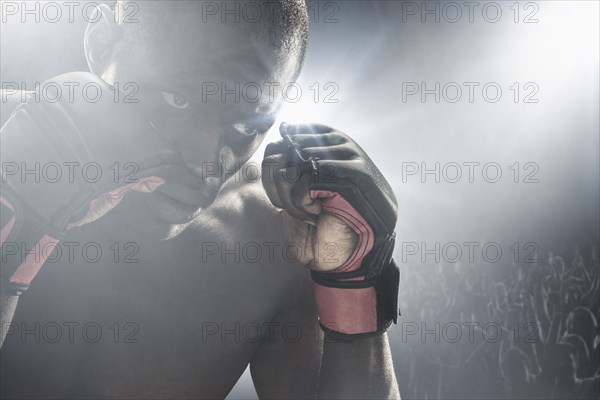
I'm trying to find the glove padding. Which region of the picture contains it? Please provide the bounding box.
[262,123,400,340]
[0,72,189,291]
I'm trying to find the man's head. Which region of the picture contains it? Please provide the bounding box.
[83,1,309,239]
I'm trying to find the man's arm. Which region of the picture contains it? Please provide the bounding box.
[318,334,400,399]
[260,123,401,398]
[0,95,22,347]
[249,271,322,399]
[0,292,19,346]
[249,274,400,400]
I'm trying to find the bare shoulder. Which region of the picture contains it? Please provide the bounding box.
[194,167,285,245]
[185,168,314,311]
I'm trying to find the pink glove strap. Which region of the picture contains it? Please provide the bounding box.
[310,190,377,334]
[1,196,60,286]
[66,176,165,229]
[1,176,164,287]
[8,234,60,286]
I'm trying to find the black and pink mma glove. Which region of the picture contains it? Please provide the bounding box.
[1,72,189,295]
[262,123,400,341]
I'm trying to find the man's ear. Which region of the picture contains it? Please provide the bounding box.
[84,4,120,76]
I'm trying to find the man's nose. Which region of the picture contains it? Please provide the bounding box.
[175,125,222,167]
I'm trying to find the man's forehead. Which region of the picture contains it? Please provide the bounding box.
[120,3,305,116]
[139,18,298,80]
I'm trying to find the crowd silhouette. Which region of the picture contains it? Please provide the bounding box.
[393,247,600,399]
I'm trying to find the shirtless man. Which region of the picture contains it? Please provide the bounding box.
[0,1,400,398]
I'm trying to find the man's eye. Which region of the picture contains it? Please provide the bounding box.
[233,123,259,136]
[161,91,193,111]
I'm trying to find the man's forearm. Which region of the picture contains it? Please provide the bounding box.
[1,191,21,348]
[0,292,19,347]
[317,333,400,399]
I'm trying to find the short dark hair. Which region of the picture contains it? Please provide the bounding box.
[115,0,309,64]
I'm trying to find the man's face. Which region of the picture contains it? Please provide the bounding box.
[100,13,304,240]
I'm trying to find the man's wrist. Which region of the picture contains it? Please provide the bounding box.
[312,257,400,341]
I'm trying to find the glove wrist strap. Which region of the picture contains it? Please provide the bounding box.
[1,192,62,295]
[312,257,400,341]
